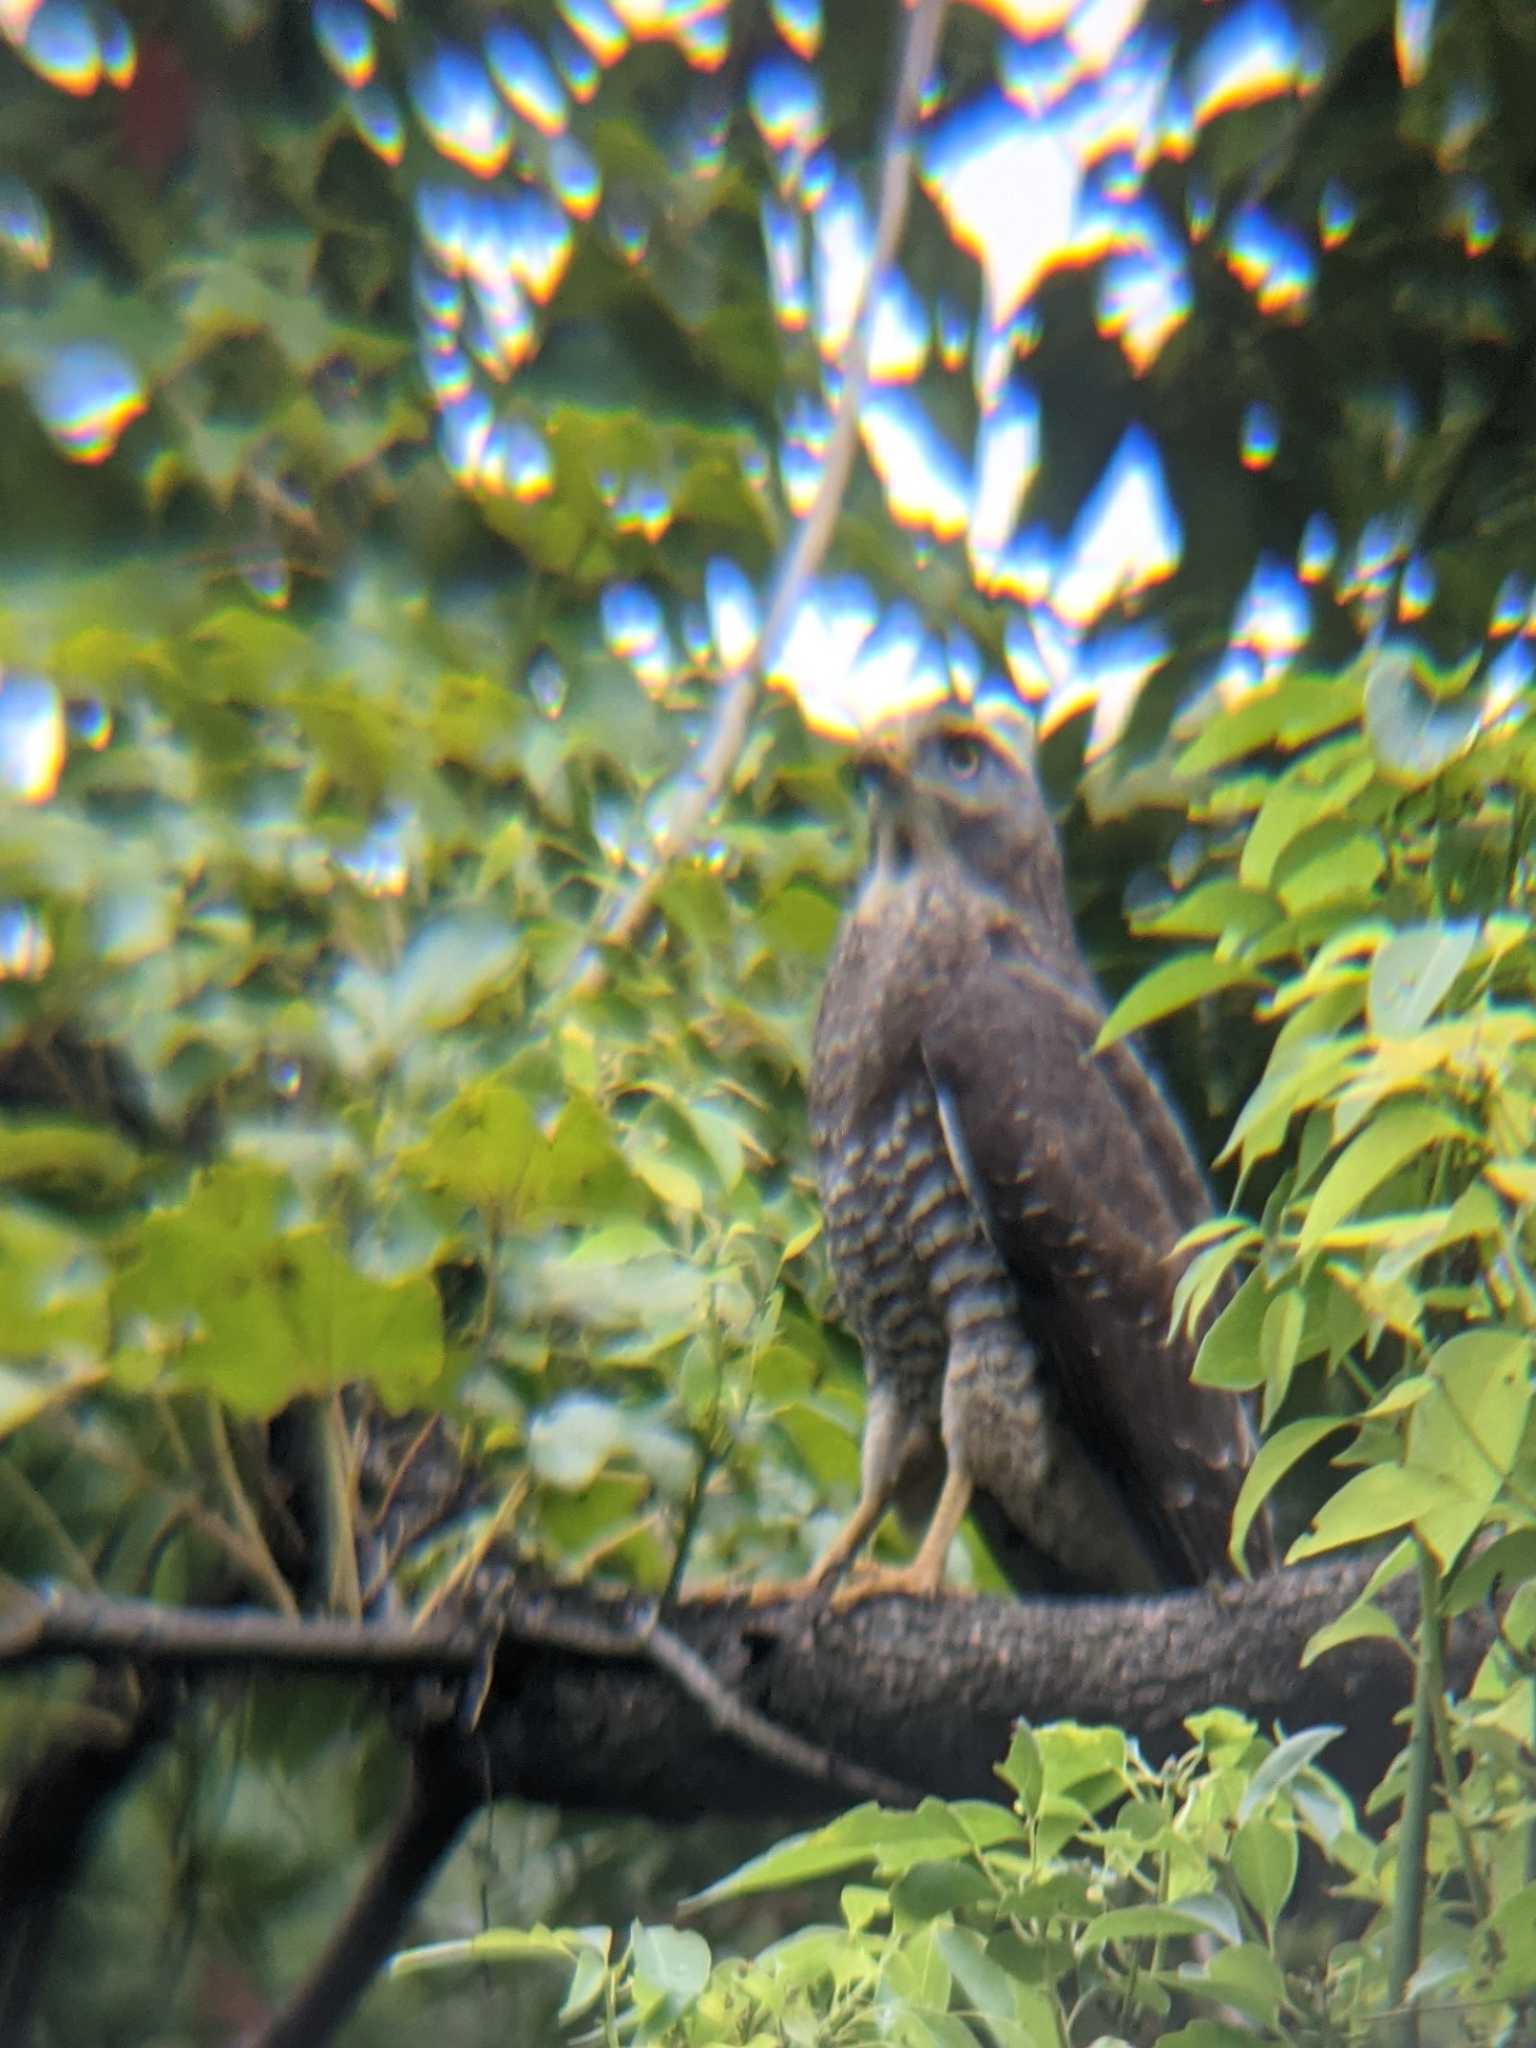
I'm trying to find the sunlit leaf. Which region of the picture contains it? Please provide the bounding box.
[1367,922,1478,1037]
[1286,1462,1468,1563]
[1229,1417,1349,1571]
[1295,1103,1469,1257]
[1096,955,1267,1051]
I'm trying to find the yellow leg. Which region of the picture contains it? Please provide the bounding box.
[729,1484,894,1607]
[827,1467,974,1609]
[801,1487,892,1591]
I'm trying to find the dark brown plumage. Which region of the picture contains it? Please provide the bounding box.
[806,698,1270,1599]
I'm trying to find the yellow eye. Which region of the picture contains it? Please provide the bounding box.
[939,731,983,780]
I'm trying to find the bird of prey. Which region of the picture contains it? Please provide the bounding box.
[804,697,1269,1600]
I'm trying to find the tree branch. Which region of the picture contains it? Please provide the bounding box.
[241,1738,483,2048]
[0,1672,174,2043]
[5,1554,1500,1823]
[581,0,950,977]
[0,1585,479,1678]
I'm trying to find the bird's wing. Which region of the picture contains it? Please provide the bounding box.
[921,937,1267,1585]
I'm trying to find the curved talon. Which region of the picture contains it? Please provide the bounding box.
[827,1560,966,1609]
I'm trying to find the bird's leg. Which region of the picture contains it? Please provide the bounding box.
[799,1485,894,1592]
[726,1477,897,1607]
[693,1393,917,1606]
[825,1465,973,1608]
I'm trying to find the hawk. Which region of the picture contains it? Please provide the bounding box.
[804,697,1269,1599]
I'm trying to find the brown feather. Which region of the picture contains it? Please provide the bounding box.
[807,699,1272,1598]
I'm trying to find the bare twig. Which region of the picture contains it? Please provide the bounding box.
[577,0,951,984]
[204,1397,301,1617]
[643,1616,918,1806]
[0,1585,478,1677]
[490,1581,917,1805]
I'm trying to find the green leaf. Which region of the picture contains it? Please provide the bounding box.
[558,1942,609,2024]
[389,1924,592,1974]
[1172,1225,1260,1338]
[1367,922,1478,1036]
[1258,1287,1306,1421]
[401,1078,542,1211]
[115,1165,443,1413]
[1095,954,1267,1050]
[1301,1596,1407,1665]
[1445,1528,1536,1617]
[1274,831,1385,916]
[1229,1418,1349,1570]
[0,1120,144,1193]
[1364,647,1480,780]
[1176,675,1363,773]
[1192,1268,1269,1392]
[629,1924,711,2017]
[0,1206,110,1359]
[998,1723,1043,1814]
[1237,1727,1344,1819]
[1179,1943,1289,2028]
[1296,1103,1468,1257]
[564,1222,673,1265]
[933,1928,1029,2024]
[1240,750,1373,889]
[1135,880,1278,944]
[528,1393,627,1489]
[1077,1904,1215,1949]
[1404,1328,1532,1565]
[684,1803,1022,1909]
[1286,1462,1467,1563]
[1230,1816,1297,1928]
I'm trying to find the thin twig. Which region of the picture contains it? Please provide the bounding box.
[575,0,951,986]
[204,1396,301,1617]
[494,1581,918,1806]
[412,1474,529,1630]
[641,1616,919,1807]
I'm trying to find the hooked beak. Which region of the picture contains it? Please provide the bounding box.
[853,728,918,871]
[852,727,912,804]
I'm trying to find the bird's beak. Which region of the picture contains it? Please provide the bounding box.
[853,727,911,801]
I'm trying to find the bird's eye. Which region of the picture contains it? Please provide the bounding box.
[939,732,984,781]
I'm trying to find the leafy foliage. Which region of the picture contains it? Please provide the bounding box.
[4,0,1536,2042]
[401,1710,1536,2044]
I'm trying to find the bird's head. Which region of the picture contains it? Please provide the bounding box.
[854,699,1072,938]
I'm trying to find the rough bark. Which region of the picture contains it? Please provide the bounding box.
[9,1548,1485,1821]
[468,1551,1477,1818]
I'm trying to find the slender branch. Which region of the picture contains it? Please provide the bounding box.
[0,1586,479,1677]
[579,0,950,980]
[1387,1542,1440,2048]
[241,1740,481,2048]
[204,1397,301,1616]
[643,1617,919,1806]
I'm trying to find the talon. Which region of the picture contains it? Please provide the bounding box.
[827,1560,957,1608]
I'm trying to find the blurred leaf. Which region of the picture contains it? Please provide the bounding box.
[1367,923,1479,1036]
[1096,955,1266,1049]
[1296,1104,1470,1256]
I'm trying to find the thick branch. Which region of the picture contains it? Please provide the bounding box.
[471,1556,1462,1818]
[242,1739,482,2048]
[7,1555,1497,1819]
[0,1673,174,2042]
